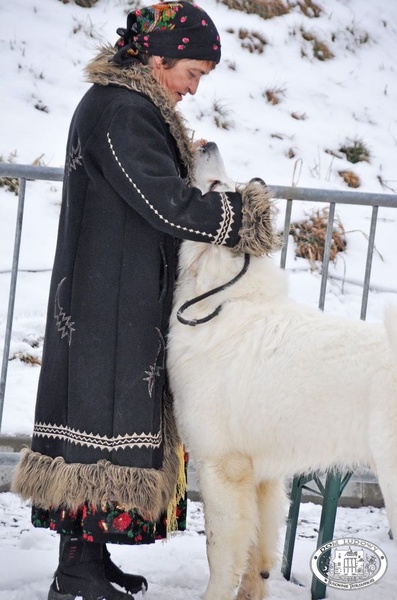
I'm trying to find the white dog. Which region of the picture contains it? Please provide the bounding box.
[167,142,397,600]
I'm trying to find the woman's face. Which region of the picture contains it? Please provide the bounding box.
[150,58,212,104]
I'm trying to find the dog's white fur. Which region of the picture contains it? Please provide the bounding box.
[167,143,397,600]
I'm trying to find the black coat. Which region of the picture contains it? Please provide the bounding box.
[12,48,243,520]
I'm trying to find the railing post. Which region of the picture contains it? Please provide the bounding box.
[0,178,27,431]
[360,205,379,321]
[318,202,336,311]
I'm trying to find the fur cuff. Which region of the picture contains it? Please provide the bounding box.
[233,181,281,257]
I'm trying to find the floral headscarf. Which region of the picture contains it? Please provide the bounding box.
[113,1,221,65]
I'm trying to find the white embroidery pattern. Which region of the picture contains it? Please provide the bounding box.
[33,422,162,451]
[143,328,165,398]
[66,138,83,173]
[107,132,230,240]
[54,277,75,346]
[213,192,235,245]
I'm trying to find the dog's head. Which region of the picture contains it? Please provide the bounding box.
[194,142,235,193]
[193,142,279,258]
[175,141,285,320]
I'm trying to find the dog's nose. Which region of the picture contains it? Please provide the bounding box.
[201,141,218,154]
[249,177,267,187]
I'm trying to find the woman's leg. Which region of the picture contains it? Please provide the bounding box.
[48,535,131,600]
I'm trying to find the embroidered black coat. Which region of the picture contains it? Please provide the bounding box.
[12,48,245,520]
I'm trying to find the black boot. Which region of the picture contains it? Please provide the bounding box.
[48,535,132,600]
[103,545,148,594]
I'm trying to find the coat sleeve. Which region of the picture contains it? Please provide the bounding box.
[97,99,243,248]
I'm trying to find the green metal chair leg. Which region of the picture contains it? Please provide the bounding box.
[282,470,353,600]
[282,475,304,581]
[310,472,343,599]
[310,470,353,600]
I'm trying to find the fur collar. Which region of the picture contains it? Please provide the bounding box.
[85,46,196,185]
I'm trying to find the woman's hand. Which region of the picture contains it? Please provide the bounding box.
[192,138,208,149]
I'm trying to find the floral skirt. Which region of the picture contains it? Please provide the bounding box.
[32,453,188,545]
[32,494,187,545]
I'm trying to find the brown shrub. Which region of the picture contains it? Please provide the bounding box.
[339,170,361,188]
[291,111,307,120]
[264,87,285,105]
[289,207,346,269]
[298,0,322,18]
[10,352,42,366]
[220,0,290,19]
[226,27,268,53]
[301,29,334,60]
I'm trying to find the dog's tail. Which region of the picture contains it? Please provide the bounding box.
[384,304,397,360]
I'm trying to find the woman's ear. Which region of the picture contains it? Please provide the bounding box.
[153,56,163,69]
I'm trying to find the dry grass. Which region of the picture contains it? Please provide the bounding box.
[325,148,344,160]
[220,0,291,20]
[264,86,286,105]
[298,0,322,18]
[59,0,99,4]
[10,352,42,366]
[0,176,19,195]
[377,175,397,194]
[301,29,334,60]
[61,0,141,10]
[0,152,47,195]
[291,111,307,120]
[0,150,19,195]
[75,0,99,6]
[289,207,347,269]
[339,170,361,188]
[34,100,49,113]
[224,59,237,71]
[227,27,268,54]
[212,101,234,130]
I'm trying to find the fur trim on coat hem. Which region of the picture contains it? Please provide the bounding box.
[233,181,282,257]
[11,396,181,522]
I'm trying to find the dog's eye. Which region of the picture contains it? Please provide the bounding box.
[209,180,222,191]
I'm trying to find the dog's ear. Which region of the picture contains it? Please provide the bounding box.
[233,181,282,257]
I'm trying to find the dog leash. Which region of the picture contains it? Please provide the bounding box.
[177,253,250,326]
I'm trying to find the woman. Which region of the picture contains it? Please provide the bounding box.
[12,2,274,599]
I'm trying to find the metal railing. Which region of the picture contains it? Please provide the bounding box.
[1,162,397,597]
[0,163,63,429]
[0,162,396,432]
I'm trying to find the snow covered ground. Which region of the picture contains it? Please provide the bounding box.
[1,0,397,598]
[1,492,397,600]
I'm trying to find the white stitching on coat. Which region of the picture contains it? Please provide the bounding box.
[213,192,235,245]
[54,277,75,346]
[66,138,83,173]
[143,328,165,398]
[107,132,234,244]
[33,422,162,450]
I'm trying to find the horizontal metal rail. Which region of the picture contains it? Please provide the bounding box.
[270,184,397,207]
[1,162,396,204]
[0,163,396,433]
[0,163,64,181]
